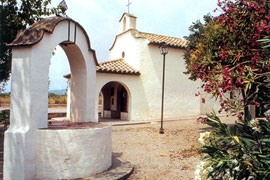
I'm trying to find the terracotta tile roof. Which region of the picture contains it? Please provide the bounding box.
[8,16,65,47]
[8,16,98,65]
[96,59,140,75]
[135,31,188,48]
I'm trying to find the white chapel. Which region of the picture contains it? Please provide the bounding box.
[66,13,216,121]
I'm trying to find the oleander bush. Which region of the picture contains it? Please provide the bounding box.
[195,112,270,180]
[184,0,270,179]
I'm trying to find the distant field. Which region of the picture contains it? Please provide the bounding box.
[0,93,67,105]
[0,94,10,104]
[48,93,67,104]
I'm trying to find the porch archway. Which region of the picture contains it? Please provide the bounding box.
[99,81,130,121]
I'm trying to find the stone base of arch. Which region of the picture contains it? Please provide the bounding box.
[36,123,112,179]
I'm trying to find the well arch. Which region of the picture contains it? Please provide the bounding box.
[4,16,99,180]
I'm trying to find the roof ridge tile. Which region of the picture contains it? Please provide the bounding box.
[136,31,187,48]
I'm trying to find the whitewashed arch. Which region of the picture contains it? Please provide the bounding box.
[4,16,97,180]
[96,80,132,121]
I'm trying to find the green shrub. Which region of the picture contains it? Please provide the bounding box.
[196,112,270,180]
[0,110,10,125]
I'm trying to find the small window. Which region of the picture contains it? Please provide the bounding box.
[122,51,125,58]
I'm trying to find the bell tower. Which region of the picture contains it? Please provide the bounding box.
[119,13,137,33]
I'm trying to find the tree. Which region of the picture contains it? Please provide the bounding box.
[184,0,270,120]
[184,0,270,179]
[0,0,56,90]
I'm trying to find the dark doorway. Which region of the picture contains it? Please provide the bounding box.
[99,82,129,120]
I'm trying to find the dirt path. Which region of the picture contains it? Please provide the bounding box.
[0,116,235,180]
[112,117,235,180]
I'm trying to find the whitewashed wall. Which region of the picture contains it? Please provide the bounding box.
[97,35,202,121]
[109,30,140,70]
[138,41,201,120]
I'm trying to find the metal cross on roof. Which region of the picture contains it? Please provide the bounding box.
[126,0,131,13]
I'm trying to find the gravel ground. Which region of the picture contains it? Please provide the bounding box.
[112,116,236,180]
[0,114,235,180]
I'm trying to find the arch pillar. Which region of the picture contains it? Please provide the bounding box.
[4,46,51,180]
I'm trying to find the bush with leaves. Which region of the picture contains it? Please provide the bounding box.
[0,0,56,89]
[184,0,270,179]
[0,109,10,126]
[195,112,270,180]
[184,0,270,118]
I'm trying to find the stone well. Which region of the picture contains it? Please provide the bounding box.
[36,122,112,179]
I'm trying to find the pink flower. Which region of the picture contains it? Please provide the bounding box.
[237,113,243,120]
[249,3,255,8]
[201,98,205,104]
[236,79,242,86]
[255,102,260,107]
[252,57,258,64]
[223,67,229,74]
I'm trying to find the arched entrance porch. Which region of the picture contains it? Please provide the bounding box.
[99,81,130,120]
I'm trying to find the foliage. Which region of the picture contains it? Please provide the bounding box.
[0,93,67,104]
[0,0,56,86]
[0,109,10,125]
[184,0,270,118]
[185,0,270,179]
[48,93,67,104]
[196,112,270,180]
[257,36,270,49]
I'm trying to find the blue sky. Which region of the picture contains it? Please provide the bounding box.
[5,0,219,92]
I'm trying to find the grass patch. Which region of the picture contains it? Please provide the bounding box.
[48,93,67,104]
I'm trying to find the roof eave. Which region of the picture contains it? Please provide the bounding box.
[109,29,137,50]
[97,70,140,76]
[148,42,187,49]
